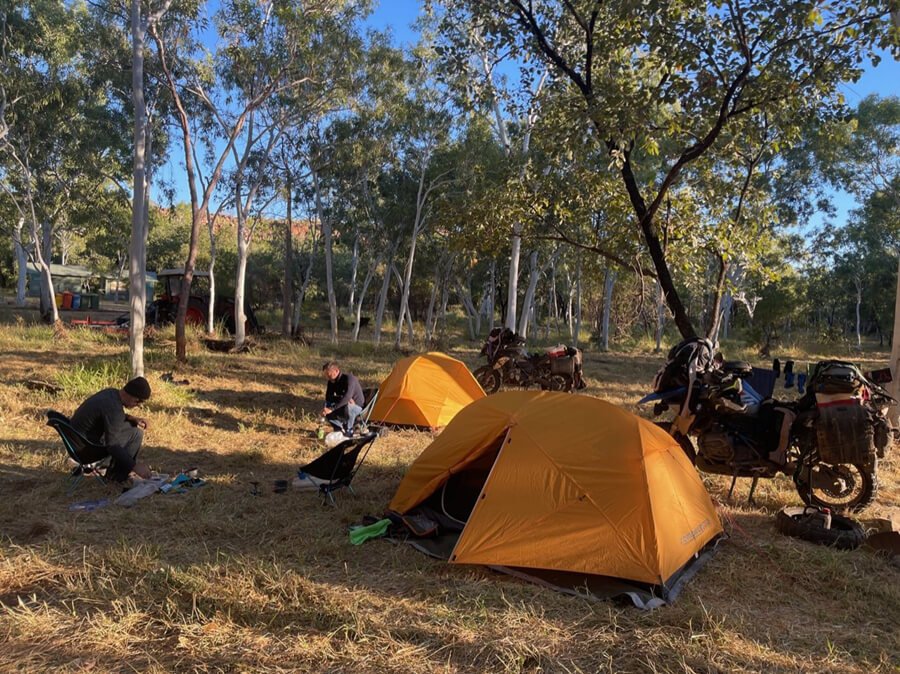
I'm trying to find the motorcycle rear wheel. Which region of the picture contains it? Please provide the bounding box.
[539,375,569,392]
[473,365,502,394]
[794,461,877,512]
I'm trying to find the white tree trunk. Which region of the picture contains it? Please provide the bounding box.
[573,256,582,348]
[601,268,617,351]
[291,218,317,335]
[281,180,292,336]
[373,250,393,345]
[506,225,522,330]
[720,291,733,340]
[654,279,666,352]
[550,259,560,337]
[456,279,478,340]
[395,227,418,348]
[352,262,376,342]
[424,263,440,342]
[312,169,338,343]
[888,253,900,423]
[234,223,249,347]
[13,216,27,306]
[487,260,496,331]
[128,0,148,376]
[517,250,540,338]
[347,226,359,313]
[855,277,863,348]
[207,228,217,335]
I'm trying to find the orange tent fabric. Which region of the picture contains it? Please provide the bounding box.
[389,391,722,587]
[370,352,485,428]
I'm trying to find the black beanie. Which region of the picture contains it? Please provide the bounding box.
[123,376,152,401]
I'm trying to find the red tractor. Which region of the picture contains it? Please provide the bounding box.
[147,269,262,334]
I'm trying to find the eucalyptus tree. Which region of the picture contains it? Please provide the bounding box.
[445,0,895,339]
[1,0,123,322]
[390,89,456,349]
[425,1,552,331]
[150,0,353,357]
[215,0,369,348]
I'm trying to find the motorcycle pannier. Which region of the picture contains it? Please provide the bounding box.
[550,355,575,375]
[815,402,874,465]
[809,361,863,395]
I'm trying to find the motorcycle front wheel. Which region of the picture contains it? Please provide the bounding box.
[794,461,877,512]
[473,365,502,394]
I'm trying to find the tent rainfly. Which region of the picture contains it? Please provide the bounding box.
[388,391,724,608]
[370,352,485,428]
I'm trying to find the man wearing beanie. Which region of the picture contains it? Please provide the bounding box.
[71,376,153,482]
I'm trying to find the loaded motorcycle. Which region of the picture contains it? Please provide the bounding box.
[473,328,586,394]
[640,338,896,511]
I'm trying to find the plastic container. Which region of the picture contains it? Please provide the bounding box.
[54,292,63,308]
[90,294,100,309]
[61,291,73,310]
[71,294,81,310]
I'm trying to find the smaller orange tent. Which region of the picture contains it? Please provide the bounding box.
[370,352,485,428]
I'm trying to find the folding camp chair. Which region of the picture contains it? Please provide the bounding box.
[357,387,379,431]
[296,431,378,506]
[46,410,110,494]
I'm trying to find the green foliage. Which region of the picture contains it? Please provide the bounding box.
[54,358,131,400]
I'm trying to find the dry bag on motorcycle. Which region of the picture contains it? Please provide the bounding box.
[808,360,864,395]
[652,338,715,393]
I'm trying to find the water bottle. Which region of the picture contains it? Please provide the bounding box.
[317,416,326,440]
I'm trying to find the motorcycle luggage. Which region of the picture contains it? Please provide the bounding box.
[546,345,567,358]
[550,355,575,376]
[722,361,753,378]
[809,360,863,395]
[652,338,715,393]
[815,402,874,466]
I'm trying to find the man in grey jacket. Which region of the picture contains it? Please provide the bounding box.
[71,376,152,482]
[321,361,365,435]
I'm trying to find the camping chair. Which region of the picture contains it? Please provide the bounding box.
[296,431,378,506]
[358,387,379,431]
[46,410,110,494]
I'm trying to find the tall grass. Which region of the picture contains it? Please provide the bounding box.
[53,359,132,399]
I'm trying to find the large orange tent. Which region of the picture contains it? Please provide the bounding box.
[369,352,485,428]
[389,391,723,606]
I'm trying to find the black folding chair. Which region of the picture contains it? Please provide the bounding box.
[46,410,109,494]
[297,432,378,506]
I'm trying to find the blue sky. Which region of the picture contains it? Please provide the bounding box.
[160,0,899,228]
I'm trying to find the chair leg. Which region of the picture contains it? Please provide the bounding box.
[67,472,84,496]
[347,484,356,497]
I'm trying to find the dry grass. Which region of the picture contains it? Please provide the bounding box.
[0,318,898,673]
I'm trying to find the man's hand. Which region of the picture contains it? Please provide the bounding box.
[322,407,332,416]
[127,415,149,430]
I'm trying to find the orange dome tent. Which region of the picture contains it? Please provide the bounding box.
[388,391,723,606]
[370,352,485,428]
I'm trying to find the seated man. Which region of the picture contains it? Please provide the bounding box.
[321,361,364,435]
[71,376,153,482]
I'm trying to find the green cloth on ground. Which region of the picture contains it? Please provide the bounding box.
[349,518,392,545]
